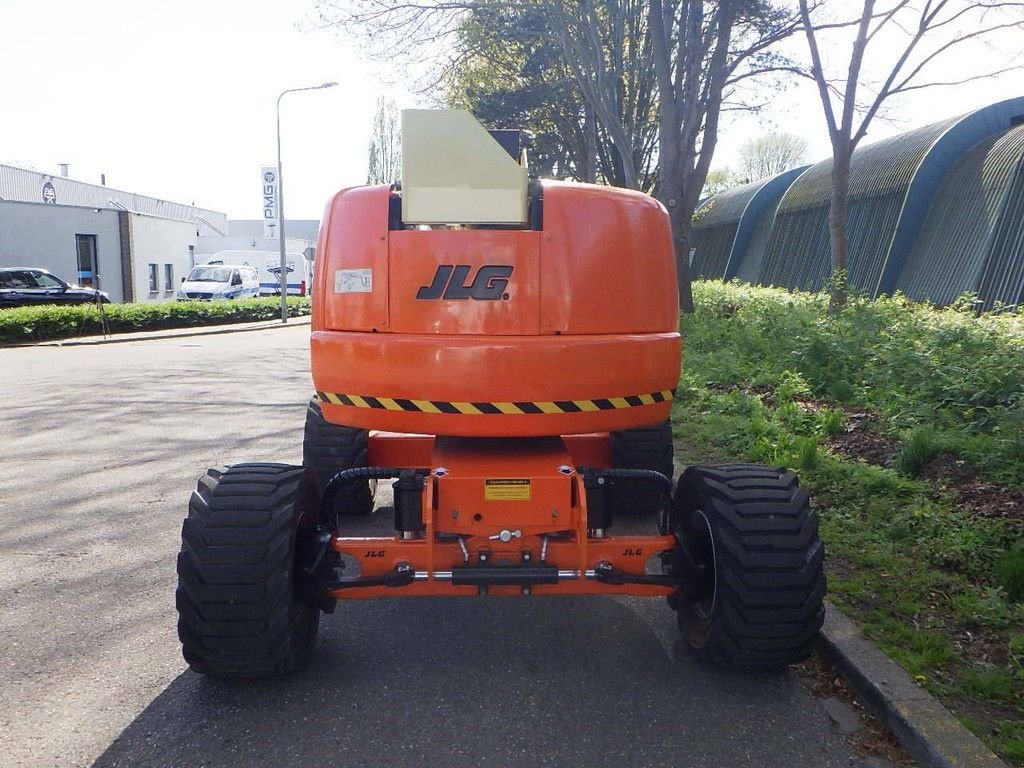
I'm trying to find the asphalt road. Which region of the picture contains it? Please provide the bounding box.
[1,326,886,768]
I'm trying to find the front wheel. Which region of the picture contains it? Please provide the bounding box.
[671,464,825,670]
[175,463,324,677]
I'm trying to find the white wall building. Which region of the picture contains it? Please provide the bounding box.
[0,163,228,302]
[0,202,125,299]
[200,219,320,261]
[195,234,315,262]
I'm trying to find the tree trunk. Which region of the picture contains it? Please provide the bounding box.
[827,154,851,311]
[659,176,695,314]
[672,207,696,314]
[583,102,597,183]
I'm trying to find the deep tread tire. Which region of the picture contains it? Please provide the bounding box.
[303,397,375,518]
[610,421,675,514]
[176,463,323,678]
[672,463,825,670]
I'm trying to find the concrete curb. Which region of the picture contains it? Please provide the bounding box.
[818,603,1007,768]
[33,315,311,347]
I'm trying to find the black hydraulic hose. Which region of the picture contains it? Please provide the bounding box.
[580,467,675,534]
[592,467,674,494]
[320,467,402,520]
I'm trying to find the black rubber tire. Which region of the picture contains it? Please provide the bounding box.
[671,464,825,670]
[303,397,375,519]
[176,463,323,678]
[610,420,675,514]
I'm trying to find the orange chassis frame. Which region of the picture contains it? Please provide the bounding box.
[326,432,679,601]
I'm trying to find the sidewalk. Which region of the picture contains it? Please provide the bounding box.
[35,314,311,347]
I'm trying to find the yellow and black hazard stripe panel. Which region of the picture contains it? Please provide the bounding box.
[316,389,675,415]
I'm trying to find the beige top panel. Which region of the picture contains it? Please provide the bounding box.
[401,109,528,225]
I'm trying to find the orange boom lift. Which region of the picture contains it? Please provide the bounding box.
[175,111,825,677]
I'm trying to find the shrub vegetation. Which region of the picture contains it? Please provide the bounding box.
[0,297,311,345]
[674,282,1023,762]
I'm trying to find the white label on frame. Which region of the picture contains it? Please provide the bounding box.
[334,268,373,293]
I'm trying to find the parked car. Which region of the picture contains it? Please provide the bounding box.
[201,250,313,296]
[175,264,260,301]
[0,268,110,308]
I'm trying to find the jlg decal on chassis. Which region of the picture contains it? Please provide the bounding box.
[484,478,531,501]
[416,265,513,300]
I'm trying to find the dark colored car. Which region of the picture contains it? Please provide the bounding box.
[0,268,111,308]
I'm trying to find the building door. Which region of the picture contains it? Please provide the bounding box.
[76,234,98,288]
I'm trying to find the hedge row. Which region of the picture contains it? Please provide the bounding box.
[0,297,311,346]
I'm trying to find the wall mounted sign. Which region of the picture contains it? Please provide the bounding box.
[261,166,279,238]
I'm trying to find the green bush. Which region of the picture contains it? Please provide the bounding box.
[0,297,310,345]
[681,281,1024,486]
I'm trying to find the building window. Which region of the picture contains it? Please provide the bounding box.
[148,264,159,293]
[164,264,174,291]
[76,234,98,288]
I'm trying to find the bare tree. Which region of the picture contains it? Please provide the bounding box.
[315,0,504,94]
[446,3,658,188]
[317,0,800,312]
[544,0,802,309]
[647,0,800,311]
[798,0,1024,310]
[367,96,401,185]
[739,132,808,180]
[548,0,658,191]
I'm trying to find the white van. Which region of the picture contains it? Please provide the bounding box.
[201,250,312,297]
[176,264,260,301]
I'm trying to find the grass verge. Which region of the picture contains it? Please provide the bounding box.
[673,281,1023,764]
[0,297,311,346]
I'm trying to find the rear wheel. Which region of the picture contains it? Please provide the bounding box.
[303,397,376,519]
[610,421,674,514]
[176,463,324,677]
[672,464,825,670]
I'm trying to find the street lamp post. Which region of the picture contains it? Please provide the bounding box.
[276,81,338,323]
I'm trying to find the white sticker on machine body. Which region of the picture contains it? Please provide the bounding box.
[334,269,373,293]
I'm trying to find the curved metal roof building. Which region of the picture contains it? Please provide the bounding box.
[897,123,1024,310]
[691,166,808,282]
[697,97,1024,309]
[760,115,964,294]
[691,180,762,280]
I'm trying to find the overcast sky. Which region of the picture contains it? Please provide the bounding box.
[0,0,415,219]
[1,0,1020,219]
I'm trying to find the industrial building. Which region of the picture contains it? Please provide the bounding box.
[692,96,1024,310]
[195,219,318,263]
[0,165,317,303]
[689,166,808,285]
[0,164,228,303]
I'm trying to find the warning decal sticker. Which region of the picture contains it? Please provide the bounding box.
[484,478,532,501]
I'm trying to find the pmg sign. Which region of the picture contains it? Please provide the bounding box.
[261,166,279,238]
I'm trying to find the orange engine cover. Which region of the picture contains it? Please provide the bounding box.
[311,180,681,437]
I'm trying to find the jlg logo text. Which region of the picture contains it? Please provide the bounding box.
[416,265,513,300]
